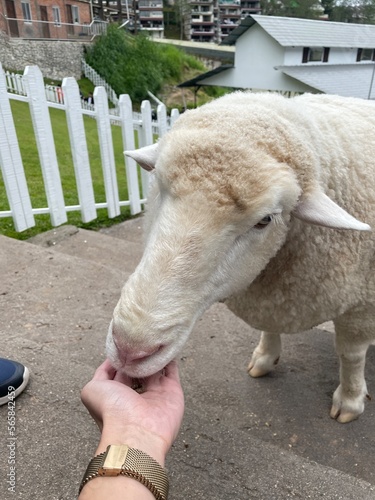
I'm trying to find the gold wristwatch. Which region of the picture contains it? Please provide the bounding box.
[79,444,169,499]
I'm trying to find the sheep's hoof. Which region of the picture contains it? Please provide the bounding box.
[330,384,368,423]
[330,405,360,423]
[248,355,279,378]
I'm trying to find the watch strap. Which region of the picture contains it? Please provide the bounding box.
[79,450,107,493]
[79,445,169,500]
[118,446,169,499]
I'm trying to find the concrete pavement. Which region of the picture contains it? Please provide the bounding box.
[0,217,374,499]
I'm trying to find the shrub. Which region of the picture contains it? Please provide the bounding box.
[85,26,206,104]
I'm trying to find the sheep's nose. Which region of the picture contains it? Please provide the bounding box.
[121,346,164,365]
[126,349,158,363]
[112,333,163,364]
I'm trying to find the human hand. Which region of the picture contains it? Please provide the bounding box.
[81,359,184,465]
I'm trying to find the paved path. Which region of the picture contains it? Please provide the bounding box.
[0,217,374,499]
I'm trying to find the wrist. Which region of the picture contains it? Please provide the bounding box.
[96,424,168,467]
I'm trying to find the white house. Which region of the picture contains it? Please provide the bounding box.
[179,15,375,99]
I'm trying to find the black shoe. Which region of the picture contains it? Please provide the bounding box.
[0,358,30,406]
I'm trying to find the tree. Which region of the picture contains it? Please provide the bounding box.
[85,26,165,102]
[84,25,204,104]
[260,0,324,19]
[320,0,335,18]
[261,0,375,23]
[328,0,375,24]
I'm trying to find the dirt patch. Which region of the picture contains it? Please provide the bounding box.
[159,84,197,110]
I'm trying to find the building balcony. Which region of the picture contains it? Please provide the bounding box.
[241,4,261,8]
[0,17,107,40]
[140,23,164,30]
[220,6,241,11]
[220,20,239,25]
[138,6,163,10]
[191,29,215,34]
[189,0,214,4]
[138,0,163,6]
[191,8,213,14]
[220,12,241,17]
[139,15,164,20]
[191,20,214,25]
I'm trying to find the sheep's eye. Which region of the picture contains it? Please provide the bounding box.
[254,215,273,229]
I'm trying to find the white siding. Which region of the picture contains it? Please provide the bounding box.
[328,47,358,64]
[200,25,315,93]
[284,47,303,66]
[284,47,360,66]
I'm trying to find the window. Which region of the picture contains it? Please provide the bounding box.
[71,5,79,23]
[302,47,330,63]
[357,48,375,62]
[52,7,61,26]
[21,2,32,22]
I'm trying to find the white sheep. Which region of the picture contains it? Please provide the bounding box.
[107,92,375,423]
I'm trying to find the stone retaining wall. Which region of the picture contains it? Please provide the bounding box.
[0,30,90,80]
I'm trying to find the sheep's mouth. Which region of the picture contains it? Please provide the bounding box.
[118,344,173,378]
[131,378,146,394]
[107,320,193,378]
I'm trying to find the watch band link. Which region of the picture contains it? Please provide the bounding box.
[79,450,107,494]
[79,445,169,500]
[122,447,169,500]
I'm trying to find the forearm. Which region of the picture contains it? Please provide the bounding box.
[78,425,168,500]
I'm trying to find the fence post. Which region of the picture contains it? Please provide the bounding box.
[119,94,142,215]
[0,63,34,232]
[157,103,168,138]
[139,100,153,199]
[23,65,67,227]
[170,108,180,127]
[62,77,97,223]
[94,86,120,218]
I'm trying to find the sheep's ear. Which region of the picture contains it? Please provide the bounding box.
[125,143,159,172]
[293,191,371,231]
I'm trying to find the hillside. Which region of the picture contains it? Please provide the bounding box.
[84,26,230,111]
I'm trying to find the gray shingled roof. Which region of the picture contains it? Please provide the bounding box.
[279,63,375,98]
[222,15,375,48]
[178,65,233,88]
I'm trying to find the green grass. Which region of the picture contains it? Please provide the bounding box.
[77,77,95,98]
[0,99,136,240]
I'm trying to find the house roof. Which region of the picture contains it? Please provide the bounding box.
[178,64,233,88]
[222,14,375,49]
[279,63,375,99]
[178,61,375,99]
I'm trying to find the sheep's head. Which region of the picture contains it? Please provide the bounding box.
[106,127,370,378]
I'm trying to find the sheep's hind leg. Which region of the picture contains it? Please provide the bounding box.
[248,332,281,378]
[331,314,372,423]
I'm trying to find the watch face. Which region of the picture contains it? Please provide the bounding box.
[100,445,129,476]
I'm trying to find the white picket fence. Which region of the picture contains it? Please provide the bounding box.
[5,69,170,129]
[5,69,95,110]
[81,59,119,107]
[0,63,180,233]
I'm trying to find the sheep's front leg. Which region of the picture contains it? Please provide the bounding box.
[331,321,371,423]
[248,332,281,377]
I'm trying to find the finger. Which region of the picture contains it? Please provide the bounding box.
[92,359,116,381]
[143,360,180,391]
[113,369,133,386]
[163,360,180,383]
